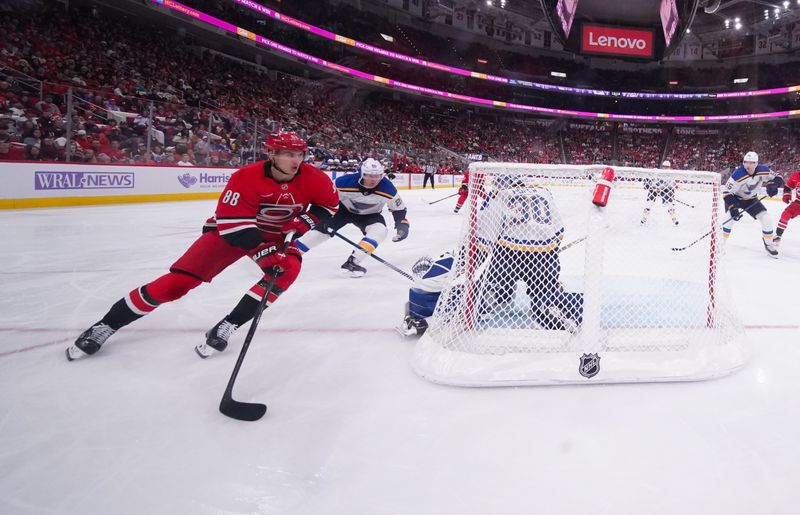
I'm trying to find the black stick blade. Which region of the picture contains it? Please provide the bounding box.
[219,397,267,422]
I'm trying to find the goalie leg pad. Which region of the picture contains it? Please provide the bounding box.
[531,292,584,330]
[523,251,561,298]
[409,288,441,319]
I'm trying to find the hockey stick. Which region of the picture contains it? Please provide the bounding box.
[328,229,414,281]
[218,232,294,422]
[559,235,587,253]
[671,196,767,252]
[674,198,696,209]
[423,192,459,205]
[671,228,720,252]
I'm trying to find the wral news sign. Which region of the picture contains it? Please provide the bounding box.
[35,171,134,190]
[581,24,654,58]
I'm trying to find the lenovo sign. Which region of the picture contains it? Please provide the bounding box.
[581,25,654,58]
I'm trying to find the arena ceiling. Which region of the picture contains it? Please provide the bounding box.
[466,0,800,36]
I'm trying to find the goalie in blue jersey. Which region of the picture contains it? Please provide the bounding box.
[400,174,583,337]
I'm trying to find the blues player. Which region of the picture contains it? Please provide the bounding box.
[640,160,679,226]
[477,176,569,318]
[296,158,410,276]
[722,151,785,257]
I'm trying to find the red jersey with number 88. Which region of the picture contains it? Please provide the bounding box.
[212,161,338,243]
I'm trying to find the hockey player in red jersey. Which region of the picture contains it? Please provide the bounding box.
[774,171,800,249]
[66,132,339,361]
[453,169,470,214]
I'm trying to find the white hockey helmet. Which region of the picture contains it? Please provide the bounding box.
[661,160,671,168]
[359,158,385,178]
[494,173,525,190]
[743,151,758,163]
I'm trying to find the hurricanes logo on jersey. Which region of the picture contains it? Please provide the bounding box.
[258,203,303,222]
[257,203,304,232]
[277,192,296,204]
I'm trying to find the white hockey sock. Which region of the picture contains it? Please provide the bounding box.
[756,211,774,240]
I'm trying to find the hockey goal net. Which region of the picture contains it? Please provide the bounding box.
[412,163,746,386]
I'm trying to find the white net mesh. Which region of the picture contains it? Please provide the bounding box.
[413,163,747,386]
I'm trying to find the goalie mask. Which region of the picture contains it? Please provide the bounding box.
[412,252,455,292]
[493,174,526,191]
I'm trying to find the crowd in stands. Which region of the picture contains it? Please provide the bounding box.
[617,128,664,169]
[1,1,799,179]
[667,124,800,178]
[179,0,800,117]
[563,123,613,166]
[188,0,800,93]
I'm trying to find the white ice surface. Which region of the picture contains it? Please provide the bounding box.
[0,189,798,515]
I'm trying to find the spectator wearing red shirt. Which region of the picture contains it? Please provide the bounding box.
[0,138,26,160]
[74,129,92,149]
[106,140,129,162]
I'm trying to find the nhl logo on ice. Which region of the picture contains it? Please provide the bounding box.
[579,353,601,379]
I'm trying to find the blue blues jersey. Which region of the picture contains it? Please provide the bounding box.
[723,164,776,201]
[334,173,406,215]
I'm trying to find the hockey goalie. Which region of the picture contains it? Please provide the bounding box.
[400,174,583,337]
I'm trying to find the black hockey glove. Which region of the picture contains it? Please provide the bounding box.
[766,176,785,197]
[459,184,468,193]
[729,206,743,221]
[392,219,410,242]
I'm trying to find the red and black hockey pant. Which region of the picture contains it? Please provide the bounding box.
[123,231,301,318]
[455,188,468,210]
[777,201,800,237]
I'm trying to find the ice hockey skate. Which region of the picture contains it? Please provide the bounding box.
[340,256,367,278]
[397,315,428,337]
[195,319,239,358]
[763,238,779,258]
[65,323,116,361]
